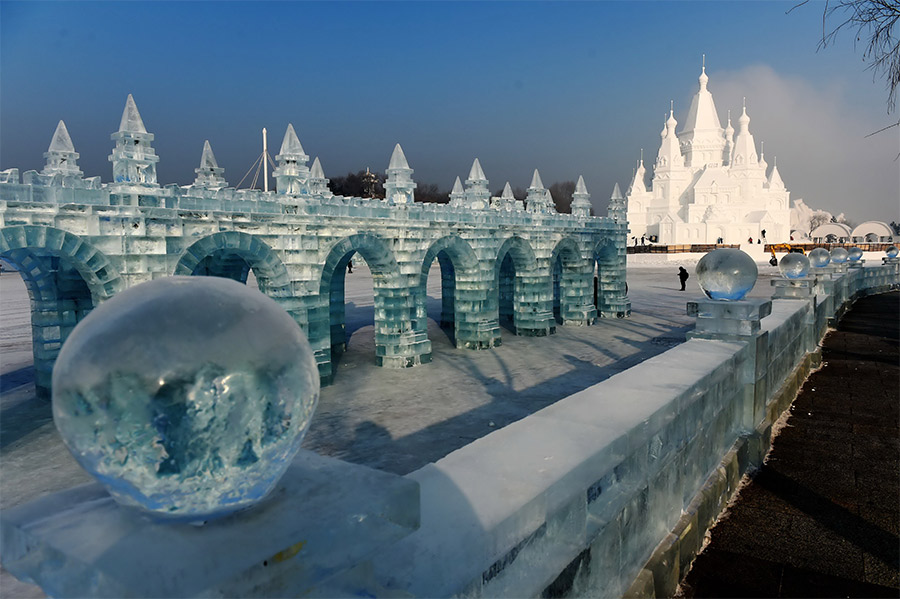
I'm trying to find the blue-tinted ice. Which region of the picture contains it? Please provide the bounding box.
[695,248,757,301]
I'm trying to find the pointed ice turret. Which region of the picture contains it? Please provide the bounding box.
[384,143,416,204]
[571,175,592,218]
[656,106,683,169]
[677,59,726,168]
[193,140,227,188]
[109,94,159,185]
[730,102,759,169]
[491,181,518,211]
[758,141,768,175]
[723,110,735,165]
[607,182,627,222]
[449,176,466,207]
[767,156,785,190]
[526,168,554,213]
[274,123,310,195]
[464,158,490,209]
[43,120,83,177]
[630,155,647,194]
[308,157,332,196]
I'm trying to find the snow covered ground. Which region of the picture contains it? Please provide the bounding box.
[0,256,785,597]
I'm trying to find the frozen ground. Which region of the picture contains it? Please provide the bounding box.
[0,258,783,596]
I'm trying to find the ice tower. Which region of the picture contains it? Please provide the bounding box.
[109,95,159,186]
[526,169,555,214]
[274,124,309,195]
[43,121,83,180]
[464,159,490,210]
[193,141,227,188]
[571,176,592,218]
[309,157,332,197]
[607,182,626,223]
[384,144,416,204]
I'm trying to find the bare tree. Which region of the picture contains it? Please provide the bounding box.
[796,0,900,115]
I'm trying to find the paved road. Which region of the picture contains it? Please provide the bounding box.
[678,292,900,597]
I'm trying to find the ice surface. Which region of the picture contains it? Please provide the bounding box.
[847,247,863,262]
[829,247,848,264]
[51,276,319,521]
[695,248,758,300]
[778,252,810,279]
[808,247,831,268]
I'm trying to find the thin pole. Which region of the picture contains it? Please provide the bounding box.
[262,127,268,192]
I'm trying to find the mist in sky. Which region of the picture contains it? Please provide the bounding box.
[1,1,896,222]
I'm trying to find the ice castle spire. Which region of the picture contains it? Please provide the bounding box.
[384,143,416,204]
[274,123,310,195]
[109,94,159,186]
[655,104,683,170]
[464,158,490,209]
[491,181,518,211]
[571,175,592,218]
[730,101,759,169]
[193,140,227,188]
[629,154,646,194]
[677,58,725,168]
[526,168,554,213]
[43,120,83,178]
[723,110,734,165]
[767,156,785,190]
[449,176,465,207]
[308,157,332,197]
[607,182,627,223]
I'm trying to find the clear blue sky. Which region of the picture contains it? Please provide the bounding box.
[1,1,897,221]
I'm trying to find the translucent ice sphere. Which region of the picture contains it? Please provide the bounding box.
[52,276,319,523]
[696,248,758,301]
[887,246,899,258]
[830,248,849,264]
[808,248,831,268]
[778,252,810,279]
[847,247,863,262]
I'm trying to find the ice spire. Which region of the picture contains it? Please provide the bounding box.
[607,182,627,222]
[723,110,734,165]
[630,153,646,194]
[767,156,785,190]
[501,182,515,199]
[730,102,759,168]
[464,159,490,209]
[308,157,332,196]
[656,105,682,169]
[571,175,592,218]
[43,120,83,177]
[526,169,554,213]
[492,181,518,211]
[274,123,310,195]
[384,143,416,204]
[109,94,159,185]
[677,59,725,168]
[118,94,148,134]
[758,140,768,174]
[193,140,227,188]
[449,176,465,207]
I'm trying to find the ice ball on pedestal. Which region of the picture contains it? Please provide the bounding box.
[778,252,810,279]
[808,248,831,268]
[830,248,849,264]
[887,246,899,258]
[696,248,758,301]
[52,276,319,523]
[847,247,863,262]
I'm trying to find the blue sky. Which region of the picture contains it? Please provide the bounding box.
[1,1,897,221]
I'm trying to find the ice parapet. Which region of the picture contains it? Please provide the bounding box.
[830,247,848,264]
[695,248,757,301]
[808,248,831,268]
[52,276,319,522]
[778,252,810,279]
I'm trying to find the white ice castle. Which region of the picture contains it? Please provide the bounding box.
[626,63,792,245]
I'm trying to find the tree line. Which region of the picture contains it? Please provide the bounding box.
[328,170,587,214]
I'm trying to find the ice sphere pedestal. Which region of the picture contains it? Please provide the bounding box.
[770,277,816,300]
[686,298,772,338]
[1,450,420,598]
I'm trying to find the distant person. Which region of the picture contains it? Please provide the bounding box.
[757,238,761,244]
[347,260,353,274]
[641,235,646,245]
[761,229,766,239]
[632,236,637,246]
[716,237,723,244]
[678,266,689,291]
[748,236,753,244]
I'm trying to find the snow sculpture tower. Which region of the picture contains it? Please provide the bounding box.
[526,169,555,213]
[625,61,793,244]
[309,157,332,197]
[384,144,416,204]
[43,121,83,181]
[607,182,626,223]
[193,141,227,188]
[464,159,490,210]
[274,124,309,195]
[571,175,592,218]
[109,95,159,186]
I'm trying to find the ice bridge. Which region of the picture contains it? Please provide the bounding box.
[0,95,630,397]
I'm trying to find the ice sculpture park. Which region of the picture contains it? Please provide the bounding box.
[1,93,898,598]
